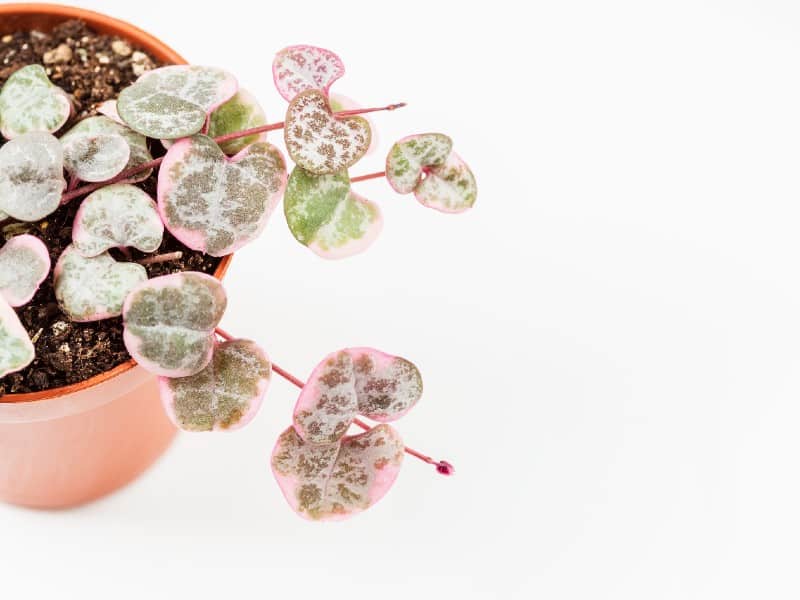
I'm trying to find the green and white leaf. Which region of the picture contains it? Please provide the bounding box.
[386,133,452,194]
[208,88,268,155]
[284,167,382,259]
[0,295,34,378]
[415,152,477,213]
[117,65,238,139]
[72,184,163,257]
[0,65,71,139]
[0,131,65,221]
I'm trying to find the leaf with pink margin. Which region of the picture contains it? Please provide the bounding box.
[273,45,345,102]
[158,134,286,257]
[0,131,65,222]
[284,90,371,175]
[72,184,163,257]
[159,339,270,432]
[0,235,50,307]
[0,295,34,378]
[96,100,125,125]
[329,94,378,154]
[284,167,382,259]
[414,152,477,213]
[293,348,423,445]
[122,272,227,377]
[0,65,71,139]
[271,423,404,521]
[117,65,238,139]
[386,133,453,194]
[207,88,268,155]
[54,245,148,322]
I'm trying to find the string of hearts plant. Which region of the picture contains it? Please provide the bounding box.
[0,45,474,521]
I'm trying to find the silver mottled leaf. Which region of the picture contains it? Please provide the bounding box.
[0,234,50,307]
[0,131,65,221]
[0,65,71,139]
[386,133,453,194]
[0,295,34,377]
[272,45,345,102]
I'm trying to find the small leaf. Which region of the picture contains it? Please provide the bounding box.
[72,183,164,257]
[415,152,477,213]
[293,348,423,445]
[122,272,227,377]
[117,65,238,139]
[284,89,371,175]
[284,167,382,259]
[0,65,71,139]
[158,134,287,256]
[329,94,378,153]
[0,234,50,307]
[208,88,268,155]
[96,99,125,124]
[272,45,345,102]
[159,339,270,432]
[0,295,35,378]
[60,116,153,183]
[271,424,404,521]
[0,131,65,222]
[386,133,453,194]
[60,125,129,183]
[54,245,148,322]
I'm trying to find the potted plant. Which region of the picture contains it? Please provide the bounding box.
[0,4,474,519]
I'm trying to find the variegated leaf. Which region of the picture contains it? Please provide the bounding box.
[60,125,129,183]
[208,88,268,155]
[60,116,153,183]
[158,134,286,257]
[293,348,423,445]
[284,90,370,175]
[0,295,34,378]
[271,424,404,521]
[0,131,65,221]
[284,167,382,259]
[96,99,125,124]
[415,152,477,213]
[386,133,453,194]
[117,66,238,139]
[122,272,227,377]
[159,339,270,432]
[54,245,147,322]
[0,65,71,139]
[329,94,378,153]
[72,184,163,257]
[272,45,345,102]
[0,235,50,307]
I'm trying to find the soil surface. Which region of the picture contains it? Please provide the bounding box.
[0,20,221,395]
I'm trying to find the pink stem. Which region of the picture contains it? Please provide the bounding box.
[215,327,454,475]
[350,170,386,183]
[138,251,182,266]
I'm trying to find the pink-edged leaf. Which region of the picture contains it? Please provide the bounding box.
[96,100,125,125]
[158,134,287,257]
[0,131,65,222]
[208,88,268,155]
[414,152,477,213]
[284,167,382,260]
[0,295,34,377]
[284,90,371,175]
[122,272,227,377]
[273,45,345,102]
[159,338,270,432]
[0,65,71,139]
[271,423,404,521]
[386,133,453,194]
[293,348,423,445]
[329,94,378,154]
[72,184,163,257]
[117,66,238,139]
[54,245,147,322]
[0,234,50,307]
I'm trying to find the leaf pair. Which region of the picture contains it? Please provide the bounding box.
[272,347,423,521]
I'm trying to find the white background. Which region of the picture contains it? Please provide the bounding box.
[4,0,800,597]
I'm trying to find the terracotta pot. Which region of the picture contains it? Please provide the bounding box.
[0,4,230,508]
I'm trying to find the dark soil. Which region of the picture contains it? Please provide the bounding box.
[0,20,222,395]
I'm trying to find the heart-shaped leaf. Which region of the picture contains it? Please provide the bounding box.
[159,338,271,432]
[158,134,287,256]
[0,65,71,139]
[0,131,66,222]
[0,234,50,307]
[117,65,238,139]
[329,94,378,154]
[284,90,371,175]
[293,348,423,445]
[54,245,148,322]
[60,116,153,183]
[122,272,227,377]
[72,184,164,257]
[284,167,382,259]
[0,295,34,378]
[208,88,268,155]
[414,152,477,213]
[273,45,345,102]
[386,133,453,194]
[271,423,404,521]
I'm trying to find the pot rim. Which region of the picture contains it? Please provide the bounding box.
[0,3,233,404]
